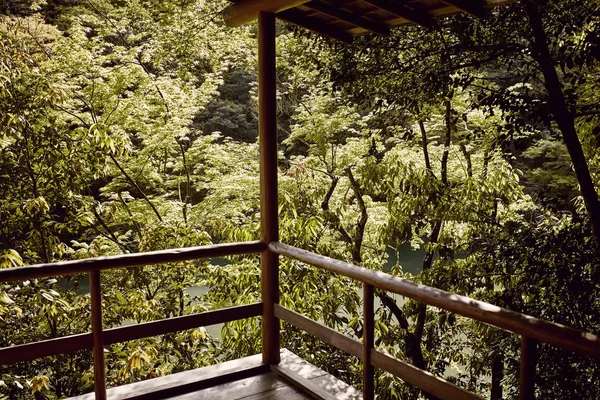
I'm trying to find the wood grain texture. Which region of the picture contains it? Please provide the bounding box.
[270,242,600,359]
[363,283,374,400]
[278,8,354,43]
[68,353,269,400]
[361,0,435,28]
[224,0,311,27]
[222,0,518,39]
[272,365,338,400]
[66,349,361,400]
[303,1,389,35]
[519,337,537,400]
[104,303,263,345]
[90,270,107,400]
[0,241,265,282]
[259,11,280,366]
[0,333,92,366]
[275,305,363,360]
[1,304,262,365]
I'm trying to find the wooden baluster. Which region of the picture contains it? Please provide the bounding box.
[363,284,374,400]
[90,270,107,400]
[519,336,537,400]
[258,10,280,365]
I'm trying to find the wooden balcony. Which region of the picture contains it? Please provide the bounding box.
[2,2,599,399]
[67,349,361,400]
[1,240,599,400]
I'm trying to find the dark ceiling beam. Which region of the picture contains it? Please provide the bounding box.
[362,0,435,29]
[278,8,354,43]
[440,0,486,18]
[223,0,311,27]
[304,1,390,36]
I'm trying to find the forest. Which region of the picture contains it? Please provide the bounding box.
[0,0,599,398]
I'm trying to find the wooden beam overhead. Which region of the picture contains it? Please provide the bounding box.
[223,0,311,27]
[278,8,354,43]
[304,1,390,36]
[440,0,486,18]
[362,0,435,29]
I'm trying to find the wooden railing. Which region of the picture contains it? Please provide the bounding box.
[270,242,600,400]
[2,240,599,400]
[0,240,266,399]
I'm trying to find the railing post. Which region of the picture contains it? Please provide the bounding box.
[363,284,374,400]
[89,270,107,400]
[519,336,537,400]
[258,10,280,365]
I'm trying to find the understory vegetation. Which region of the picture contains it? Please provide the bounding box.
[1,0,599,398]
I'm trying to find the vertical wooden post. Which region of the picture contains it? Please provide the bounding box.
[258,10,280,365]
[519,336,537,400]
[90,270,107,400]
[363,284,374,400]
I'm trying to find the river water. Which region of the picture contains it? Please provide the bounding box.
[189,242,426,337]
[62,243,426,338]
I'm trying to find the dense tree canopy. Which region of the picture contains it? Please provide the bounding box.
[1,0,599,399]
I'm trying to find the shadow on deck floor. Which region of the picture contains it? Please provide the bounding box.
[69,349,362,399]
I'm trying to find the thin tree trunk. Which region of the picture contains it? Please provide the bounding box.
[460,144,473,179]
[178,139,191,224]
[346,168,368,263]
[109,154,163,222]
[525,1,600,245]
[418,120,436,178]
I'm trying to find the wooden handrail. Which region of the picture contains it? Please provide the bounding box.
[275,304,484,399]
[270,242,600,359]
[0,303,263,366]
[370,350,484,400]
[0,241,265,282]
[274,304,363,360]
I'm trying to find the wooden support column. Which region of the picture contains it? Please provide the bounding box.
[90,270,107,400]
[259,10,280,365]
[363,284,375,400]
[519,336,537,400]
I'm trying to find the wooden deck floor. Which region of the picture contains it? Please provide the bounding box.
[69,349,362,400]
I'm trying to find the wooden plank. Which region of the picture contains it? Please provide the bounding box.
[278,8,354,43]
[104,303,263,344]
[0,241,265,283]
[223,0,311,27]
[274,305,363,360]
[279,349,361,400]
[347,0,519,35]
[270,242,600,359]
[272,365,338,400]
[304,1,389,36]
[90,270,107,400]
[0,333,92,366]
[361,0,435,28]
[1,304,262,366]
[166,373,290,400]
[519,337,537,400]
[242,384,312,400]
[259,11,280,366]
[440,0,486,18]
[68,354,269,400]
[279,349,329,380]
[363,284,374,400]
[371,350,484,400]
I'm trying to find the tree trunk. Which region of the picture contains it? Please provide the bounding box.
[110,154,163,222]
[418,120,436,178]
[525,1,600,245]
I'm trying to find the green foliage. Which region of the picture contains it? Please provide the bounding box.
[1,1,599,399]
